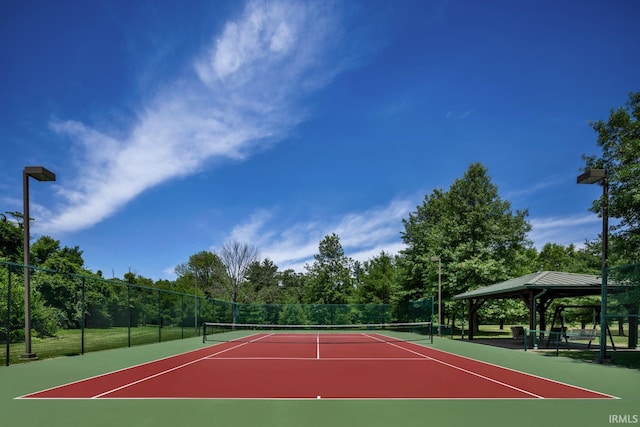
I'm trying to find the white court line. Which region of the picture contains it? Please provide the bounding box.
[388,335,618,400]
[16,335,259,400]
[91,334,274,399]
[29,396,599,401]
[363,333,545,399]
[204,356,431,361]
[316,334,320,359]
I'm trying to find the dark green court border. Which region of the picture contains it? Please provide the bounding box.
[1,337,638,427]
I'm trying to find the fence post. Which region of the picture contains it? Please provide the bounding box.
[81,277,86,355]
[127,284,131,348]
[157,290,161,343]
[5,265,11,366]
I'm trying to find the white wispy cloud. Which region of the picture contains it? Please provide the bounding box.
[528,214,601,249]
[502,177,563,200]
[224,198,413,271]
[40,0,344,234]
[444,109,475,120]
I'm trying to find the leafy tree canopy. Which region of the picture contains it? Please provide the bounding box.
[0,216,21,261]
[304,233,354,304]
[401,162,532,303]
[583,91,640,262]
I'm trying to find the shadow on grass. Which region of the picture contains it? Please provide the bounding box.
[543,350,640,370]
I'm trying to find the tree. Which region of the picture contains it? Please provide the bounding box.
[582,92,640,346]
[537,243,600,274]
[0,215,22,261]
[481,299,528,330]
[245,258,280,303]
[583,91,640,262]
[401,163,532,330]
[29,236,85,269]
[175,251,229,299]
[277,268,305,303]
[354,251,400,304]
[303,233,354,304]
[30,236,61,266]
[28,237,87,329]
[219,241,259,322]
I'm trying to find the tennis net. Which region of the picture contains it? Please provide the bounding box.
[202,321,433,344]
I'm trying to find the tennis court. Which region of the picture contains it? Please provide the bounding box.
[18,323,615,400]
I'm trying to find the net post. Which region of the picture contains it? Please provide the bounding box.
[157,289,161,343]
[180,294,184,340]
[127,283,131,348]
[430,322,433,344]
[431,297,435,329]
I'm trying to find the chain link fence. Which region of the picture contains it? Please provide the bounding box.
[1,261,230,366]
[1,260,433,366]
[607,263,640,349]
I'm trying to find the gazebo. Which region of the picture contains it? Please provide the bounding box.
[452,271,638,348]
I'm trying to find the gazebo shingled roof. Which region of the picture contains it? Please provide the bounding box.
[453,271,603,301]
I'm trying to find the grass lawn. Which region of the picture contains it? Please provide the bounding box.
[3,326,197,365]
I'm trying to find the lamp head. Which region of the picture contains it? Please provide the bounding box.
[24,166,56,182]
[577,169,606,185]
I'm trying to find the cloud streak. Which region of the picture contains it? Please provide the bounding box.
[226,198,414,271]
[42,0,344,234]
[502,177,563,201]
[528,214,601,249]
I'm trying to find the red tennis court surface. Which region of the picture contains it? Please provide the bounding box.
[20,333,616,400]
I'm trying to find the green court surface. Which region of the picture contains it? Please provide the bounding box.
[1,336,638,427]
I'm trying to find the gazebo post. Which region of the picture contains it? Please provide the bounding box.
[539,295,553,335]
[525,291,535,348]
[467,299,474,340]
[466,299,486,341]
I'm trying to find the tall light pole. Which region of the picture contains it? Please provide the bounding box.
[21,166,56,360]
[431,256,442,336]
[577,168,608,364]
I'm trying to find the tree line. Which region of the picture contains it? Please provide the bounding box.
[1,92,639,338]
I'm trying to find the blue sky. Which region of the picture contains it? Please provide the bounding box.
[1,0,638,280]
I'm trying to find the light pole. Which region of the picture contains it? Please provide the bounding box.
[431,256,442,336]
[577,169,608,364]
[21,166,56,360]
